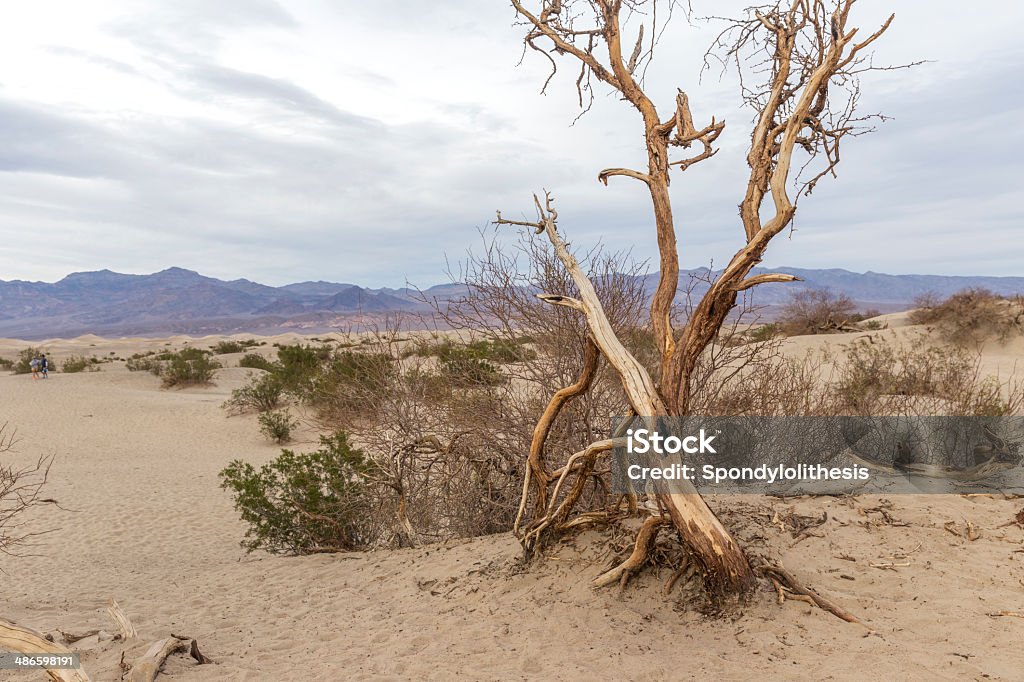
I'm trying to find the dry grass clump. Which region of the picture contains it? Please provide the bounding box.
[909,288,1024,346]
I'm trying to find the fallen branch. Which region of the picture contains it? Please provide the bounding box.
[762,565,864,625]
[128,637,189,682]
[59,629,99,644]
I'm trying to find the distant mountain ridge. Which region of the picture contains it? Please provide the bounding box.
[1,266,1023,339]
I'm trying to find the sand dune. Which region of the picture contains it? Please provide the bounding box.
[1,332,1024,680]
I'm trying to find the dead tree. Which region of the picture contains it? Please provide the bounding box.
[503,0,904,597]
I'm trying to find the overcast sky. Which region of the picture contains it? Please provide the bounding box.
[0,1,1020,287]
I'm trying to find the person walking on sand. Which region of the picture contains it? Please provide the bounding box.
[40,354,49,379]
[29,356,40,380]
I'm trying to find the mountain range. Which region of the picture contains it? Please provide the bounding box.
[1,266,1022,339]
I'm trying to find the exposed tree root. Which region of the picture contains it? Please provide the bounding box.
[592,515,667,589]
[663,562,696,596]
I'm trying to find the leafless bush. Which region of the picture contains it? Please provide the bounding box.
[778,289,857,335]
[909,288,1024,346]
[1,423,54,557]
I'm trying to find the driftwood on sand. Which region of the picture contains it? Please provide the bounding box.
[0,617,91,682]
[1,599,212,682]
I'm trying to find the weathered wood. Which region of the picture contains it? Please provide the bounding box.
[0,617,91,682]
[128,637,189,682]
[106,599,137,640]
[59,630,99,644]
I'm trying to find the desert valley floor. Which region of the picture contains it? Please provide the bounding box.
[2,327,1024,680]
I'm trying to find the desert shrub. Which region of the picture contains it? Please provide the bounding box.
[777,289,856,335]
[833,335,1023,416]
[275,344,333,394]
[239,353,277,372]
[308,351,396,420]
[224,372,285,414]
[406,338,536,364]
[745,323,780,343]
[859,320,885,331]
[908,288,1023,346]
[852,308,882,322]
[907,292,941,321]
[126,355,162,374]
[0,358,13,371]
[258,410,298,444]
[12,348,43,375]
[438,353,505,387]
[219,432,375,554]
[407,339,510,387]
[159,348,220,388]
[61,355,101,373]
[212,339,263,355]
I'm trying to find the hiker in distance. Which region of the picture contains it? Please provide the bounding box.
[40,354,49,379]
[29,355,40,380]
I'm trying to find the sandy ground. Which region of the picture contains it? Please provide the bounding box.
[1,330,1024,680]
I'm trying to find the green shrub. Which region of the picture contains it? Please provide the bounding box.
[745,323,780,343]
[406,338,536,364]
[0,358,13,371]
[61,355,98,373]
[309,351,396,419]
[219,432,375,554]
[239,353,278,372]
[159,348,220,388]
[275,344,333,394]
[224,372,285,414]
[406,339,510,387]
[212,339,263,355]
[258,410,298,444]
[438,353,505,387]
[12,348,43,375]
[126,355,161,374]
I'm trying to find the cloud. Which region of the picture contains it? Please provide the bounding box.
[0,0,1022,287]
[184,63,381,129]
